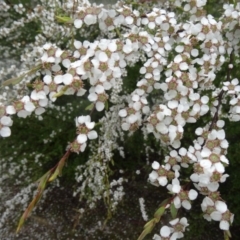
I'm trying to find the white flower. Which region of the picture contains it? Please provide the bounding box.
[74,19,83,28]
[76,115,98,144]
[0,126,11,137]
[158,176,168,186]
[62,73,73,85]
[160,226,171,237]
[54,75,63,84]
[168,178,181,193]
[152,161,160,170]
[31,90,47,101]
[25,101,36,112]
[1,116,12,126]
[119,109,127,117]
[223,78,240,94]
[215,201,227,213]
[0,116,13,137]
[84,14,97,25]
[153,225,173,240]
[88,85,108,112]
[43,75,52,84]
[173,188,198,210]
[6,105,16,115]
[220,220,230,230]
[149,171,158,183]
[188,189,198,200]
[169,217,189,238]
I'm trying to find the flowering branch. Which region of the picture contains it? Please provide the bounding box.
[1,0,240,238]
[16,149,71,233]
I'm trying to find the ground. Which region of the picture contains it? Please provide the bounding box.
[1,174,231,240]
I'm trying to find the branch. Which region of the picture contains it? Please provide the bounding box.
[16,149,71,233]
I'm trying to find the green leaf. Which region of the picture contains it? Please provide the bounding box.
[85,103,94,111]
[1,64,41,87]
[159,198,170,207]
[16,150,70,233]
[48,156,66,182]
[110,158,114,166]
[105,101,108,111]
[154,206,165,220]
[138,219,156,240]
[234,0,237,8]
[170,203,178,219]
[16,170,51,233]
[143,218,156,228]
[224,230,232,239]
[48,167,60,182]
[52,86,69,98]
[1,75,24,86]
[55,15,72,23]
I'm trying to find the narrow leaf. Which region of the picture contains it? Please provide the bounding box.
[154,206,165,220]
[105,101,108,111]
[16,171,51,233]
[52,86,69,98]
[48,156,66,182]
[159,198,170,207]
[234,0,237,8]
[138,219,156,240]
[55,15,72,23]
[143,218,155,228]
[170,203,178,219]
[224,230,232,239]
[2,76,24,86]
[2,64,41,87]
[48,167,60,182]
[85,103,94,111]
[137,227,154,240]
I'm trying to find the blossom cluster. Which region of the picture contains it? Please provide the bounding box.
[153,217,189,240]
[1,0,240,238]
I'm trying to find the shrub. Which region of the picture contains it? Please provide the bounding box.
[1,0,240,239]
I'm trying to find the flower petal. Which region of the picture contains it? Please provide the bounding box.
[77,134,87,144]
[152,161,160,170]
[188,189,198,200]
[0,126,11,137]
[88,130,98,140]
[215,201,227,213]
[160,226,171,237]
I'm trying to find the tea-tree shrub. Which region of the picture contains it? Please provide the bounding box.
[1,0,240,239]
